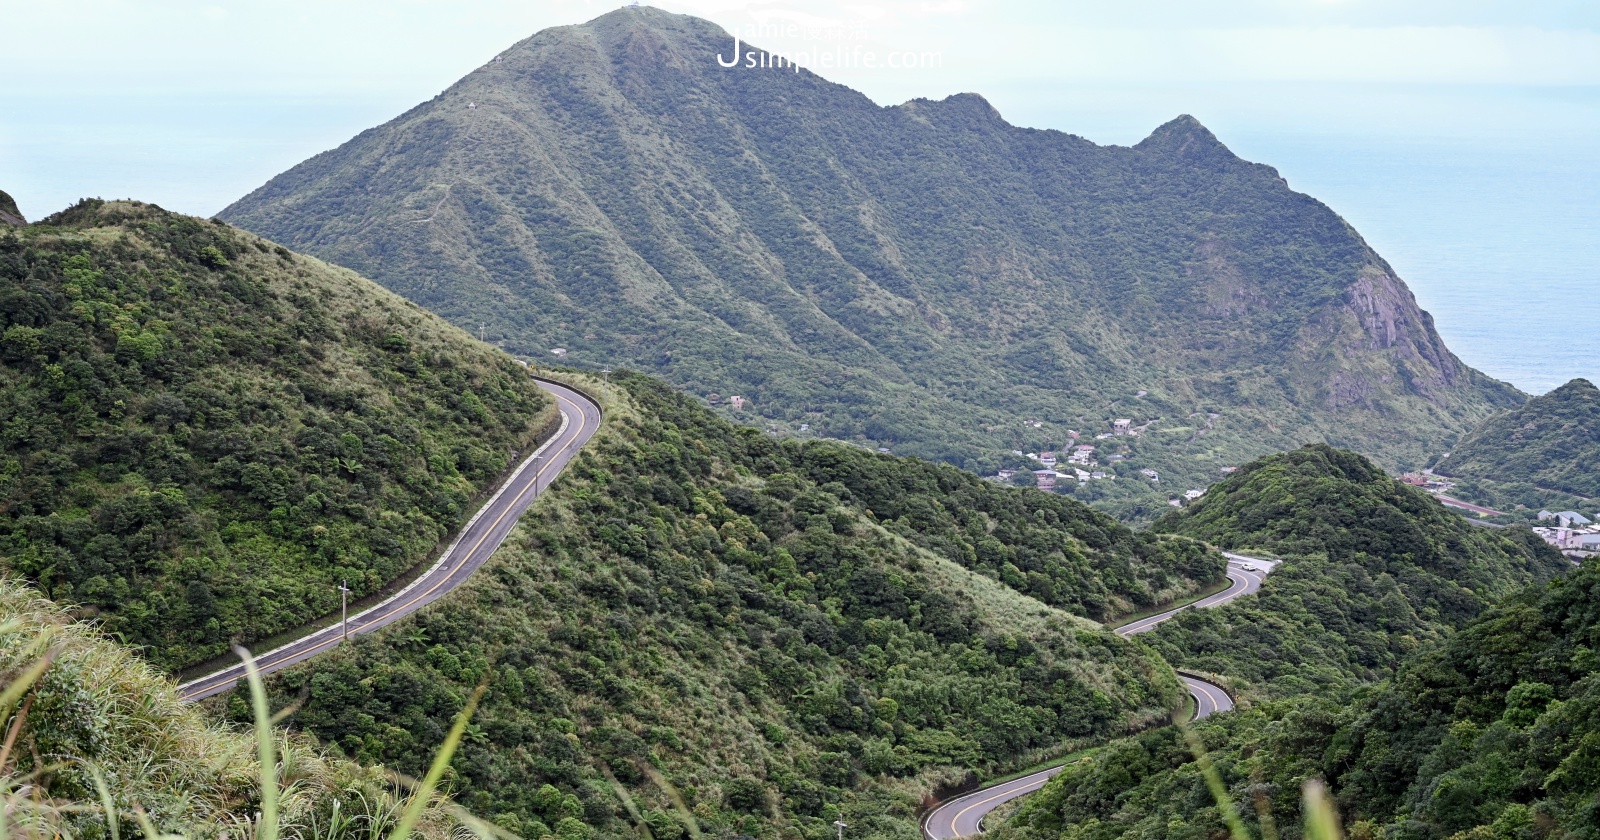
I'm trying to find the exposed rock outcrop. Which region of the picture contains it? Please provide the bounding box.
[0,190,25,227]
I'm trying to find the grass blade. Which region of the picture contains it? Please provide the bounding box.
[0,647,56,719]
[1175,714,1251,840]
[234,644,279,840]
[386,681,488,840]
[1302,778,1343,840]
[90,764,122,840]
[638,761,702,840]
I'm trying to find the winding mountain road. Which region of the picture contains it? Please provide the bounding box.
[922,553,1277,839]
[174,375,1265,837]
[177,378,601,703]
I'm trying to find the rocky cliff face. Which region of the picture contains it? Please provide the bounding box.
[0,190,25,227]
[221,6,1521,483]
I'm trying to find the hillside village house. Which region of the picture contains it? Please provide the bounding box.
[1033,470,1056,491]
[1540,510,1594,528]
[1113,419,1132,435]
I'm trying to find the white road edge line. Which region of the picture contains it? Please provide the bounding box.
[176,404,574,697]
[921,554,1277,840]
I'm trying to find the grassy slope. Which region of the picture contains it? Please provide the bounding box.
[1141,444,1569,698]
[0,577,468,839]
[250,371,1223,840]
[219,8,1520,498]
[0,200,555,670]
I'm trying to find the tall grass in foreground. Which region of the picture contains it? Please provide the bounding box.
[0,578,505,839]
[1176,709,1343,840]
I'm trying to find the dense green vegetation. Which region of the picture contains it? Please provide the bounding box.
[252,370,1225,840]
[1001,558,1600,840]
[220,7,1520,499]
[0,577,472,838]
[991,445,1572,840]
[0,200,555,670]
[1141,444,1568,697]
[1436,378,1600,502]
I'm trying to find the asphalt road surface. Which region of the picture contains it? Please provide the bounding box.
[922,553,1277,839]
[177,378,601,703]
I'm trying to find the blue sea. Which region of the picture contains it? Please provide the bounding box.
[3,90,1595,396]
[1235,133,1599,396]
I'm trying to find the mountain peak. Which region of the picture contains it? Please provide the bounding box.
[222,15,1516,481]
[0,189,24,227]
[567,5,724,44]
[1135,114,1239,164]
[1552,377,1597,395]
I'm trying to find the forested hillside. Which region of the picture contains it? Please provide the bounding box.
[1000,558,1600,840]
[1142,444,1567,697]
[252,371,1225,840]
[0,578,470,838]
[221,7,1520,494]
[0,200,555,669]
[1436,377,1600,499]
[996,446,1573,840]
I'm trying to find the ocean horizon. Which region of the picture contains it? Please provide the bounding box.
[3,90,1594,397]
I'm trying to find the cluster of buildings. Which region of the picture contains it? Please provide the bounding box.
[996,444,1115,492]
[988,414,1221,496]
[1534,510,1600,556]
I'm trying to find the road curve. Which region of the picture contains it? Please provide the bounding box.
[177,378,601,703]
[922,553,1276,839]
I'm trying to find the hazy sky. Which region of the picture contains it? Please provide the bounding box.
[3,1,1596,390]
[4,0,1597,217]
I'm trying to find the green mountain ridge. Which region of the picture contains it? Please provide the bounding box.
[1145,444,1568,698]
[1436,377,1600,499]
[991,446,1576,840]
[219,7,1520,497]
[0,199,556,670]
[250,369,1224,840]
[1,194,1227,838]
[1001,556,1600,840]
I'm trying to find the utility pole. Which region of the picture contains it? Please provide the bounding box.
[338,581,352,641]
[601,368,612,384]
[479,323,487,342]
[833,821,848,840]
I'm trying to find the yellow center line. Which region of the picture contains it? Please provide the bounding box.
[945,773,1054,838]
[180,386,592,701]
[930,556,1266,837]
